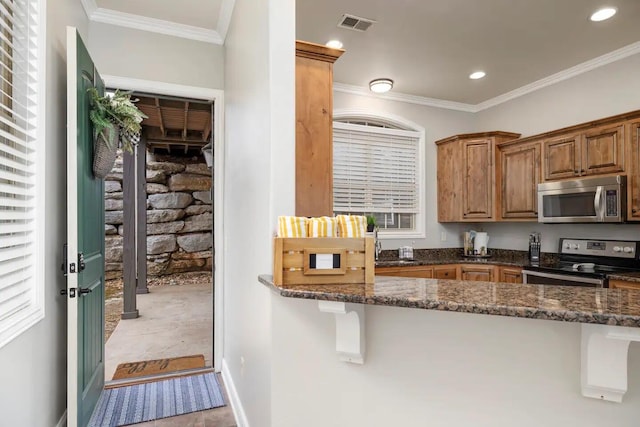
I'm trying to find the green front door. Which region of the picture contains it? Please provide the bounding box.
[66,27,105,427]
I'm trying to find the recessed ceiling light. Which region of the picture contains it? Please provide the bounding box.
[369,78,393,93]
[590,7,617,22]
[469,71,486,80]
[326,40,343,49]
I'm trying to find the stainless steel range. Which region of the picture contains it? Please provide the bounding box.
[522,238,640,288]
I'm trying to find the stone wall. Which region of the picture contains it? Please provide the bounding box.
[104,152,212,280]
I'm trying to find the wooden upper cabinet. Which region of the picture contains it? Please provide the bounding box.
[629,120,640,221]
[543,124,625,181]
[544,135,581,180]
[462,139,494,219]
[436,131,520,222]
[498,141,541,219]
[295,41,343,217]
[437,139,462,222]
[581,124,625,176]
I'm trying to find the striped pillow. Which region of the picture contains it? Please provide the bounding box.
[278,216,309,238]
[308,216,338,237]
[336,215,367,238]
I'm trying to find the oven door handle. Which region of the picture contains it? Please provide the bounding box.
[594,186,604,221]
[522,270,604,286]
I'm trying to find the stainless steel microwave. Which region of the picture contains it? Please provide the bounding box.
[537,175,626,223]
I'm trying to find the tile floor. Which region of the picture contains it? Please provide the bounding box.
[126,374,236,427]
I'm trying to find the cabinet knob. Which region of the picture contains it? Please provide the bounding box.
[633,209,638,213]
[574,170,579,173]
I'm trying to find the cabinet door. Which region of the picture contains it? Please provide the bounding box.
[544,135,581,180]
[499,142,540,219]
[499,267,523,283]
[460,265,495,282]
[609,280,640,291]
[627,121,640,221]
[581,124,625,176]
[433,265,458,280]
[375,266,433,278]
[462,139,493,219]
[437,141,462,222]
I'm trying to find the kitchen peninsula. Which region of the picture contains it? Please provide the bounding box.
[261,271,640,406]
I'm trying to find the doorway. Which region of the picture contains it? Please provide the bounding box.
[100,80,224,385]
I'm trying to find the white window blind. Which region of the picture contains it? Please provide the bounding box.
[0,0,44,347]
[333,121,420,214]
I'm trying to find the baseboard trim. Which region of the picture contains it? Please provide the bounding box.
[55,410,67,427]
[221,359,250,427]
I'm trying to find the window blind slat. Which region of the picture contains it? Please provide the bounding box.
[0,0,42,347]
[333,122,420,217]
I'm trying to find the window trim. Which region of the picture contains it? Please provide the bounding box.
[333,109,425,239]
[0,0,47,349]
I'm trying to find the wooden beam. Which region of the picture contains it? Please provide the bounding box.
[202,112,212,142]
[145,127,208,143]
[183,101,189,140]
[155,98,165,137]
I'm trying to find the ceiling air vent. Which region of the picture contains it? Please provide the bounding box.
[337,14,376,32]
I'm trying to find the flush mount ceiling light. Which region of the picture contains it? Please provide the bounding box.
[325,40,344,49]
[369,78,393,93]
[590,7,617,21]
[469,71,486,80]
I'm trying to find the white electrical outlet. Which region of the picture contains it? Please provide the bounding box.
[440,231,447,242]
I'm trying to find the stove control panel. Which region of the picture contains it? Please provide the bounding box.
[559,239,638,259]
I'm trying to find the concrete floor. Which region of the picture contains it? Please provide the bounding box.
[105,282,213,382]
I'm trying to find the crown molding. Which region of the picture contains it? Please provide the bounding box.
[335,41,640,114]
[80,0,97,18]
[475,40,640,111]
[216,0,236,42]
[333,83,477,113]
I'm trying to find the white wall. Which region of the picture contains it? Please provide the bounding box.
[475,53,640,251]
[0,1,88,426]
[223,0,295,425]
[333,92,476,250]
[88,22,224,89]
[272,296,640,427]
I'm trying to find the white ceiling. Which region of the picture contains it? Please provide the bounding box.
[296,0,640,105]
[96,0,222,30]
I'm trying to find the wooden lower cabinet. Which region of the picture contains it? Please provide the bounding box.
[375,265,433,278]
[498,267,523,284]
[609,279,640,291]
[376,263,528,284]
[460,264,496,282]
[432,265,458,280]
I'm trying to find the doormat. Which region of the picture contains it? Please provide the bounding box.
[112,354,205,380]
[89,372,226,427]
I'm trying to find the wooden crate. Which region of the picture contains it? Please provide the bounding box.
[273,237,375,285]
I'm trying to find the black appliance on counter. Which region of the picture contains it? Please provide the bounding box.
[522,238,640,288]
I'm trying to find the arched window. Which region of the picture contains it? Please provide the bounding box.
[333,111,425,238]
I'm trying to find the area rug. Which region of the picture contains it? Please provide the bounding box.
[112,354,205,380]
[89,372,226,427]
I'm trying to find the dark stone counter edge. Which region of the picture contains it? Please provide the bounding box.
[258,275,640,328]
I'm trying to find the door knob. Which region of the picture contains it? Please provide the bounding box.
[78,287,92,296]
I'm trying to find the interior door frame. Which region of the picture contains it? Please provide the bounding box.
[103,75,225,371]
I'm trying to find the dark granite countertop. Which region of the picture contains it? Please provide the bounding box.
[259,274,640,327]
